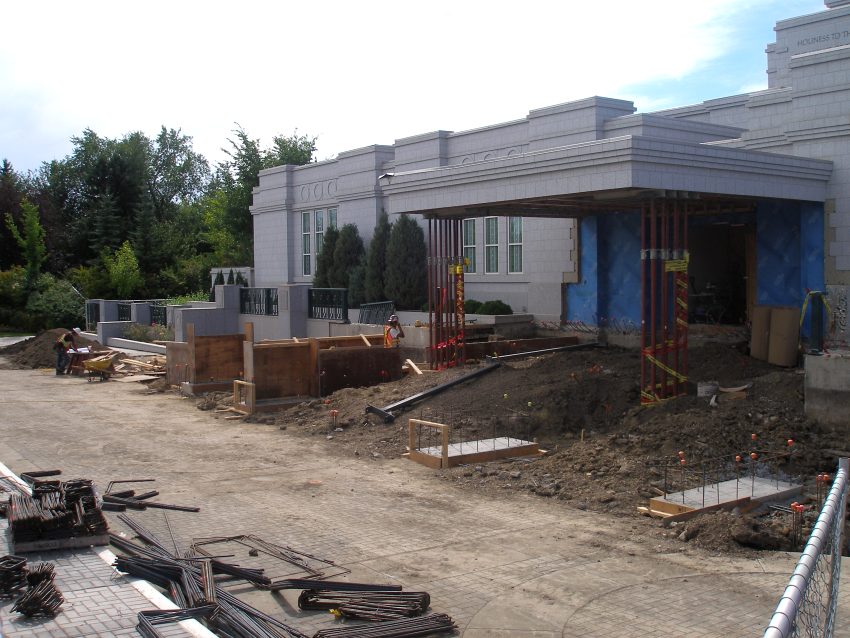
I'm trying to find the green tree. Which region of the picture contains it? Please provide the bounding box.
[103,240,143,298]
[385,214,427,310]
[5,199,47,291]
[0,159,25,270]
[330,224,364,290]
[26,273,85,328]
[213,126,316,265]
[365,211,392,302]
[313,225,339,288]
[348,260,367,308]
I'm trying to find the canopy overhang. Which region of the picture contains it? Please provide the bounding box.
[379,135,833,218]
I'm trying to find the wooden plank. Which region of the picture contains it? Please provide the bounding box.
[360,334,372,347]
[114,374,159,383]
[408,450,443,469]
[404,359,423,375]
[10,532,110,554]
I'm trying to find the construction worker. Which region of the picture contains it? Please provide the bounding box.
[384,314,405,348]
[53,328,79,375]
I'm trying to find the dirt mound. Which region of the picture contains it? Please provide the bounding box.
[674,510,797,553]
[0,329,106,369]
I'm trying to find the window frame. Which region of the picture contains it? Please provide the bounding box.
[484,216,499,274]
[315,209,324,255]
[301,211,312,276]
[463,218,477,274]
[508,216,523,274]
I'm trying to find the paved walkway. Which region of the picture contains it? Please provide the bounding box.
[0,367,847,637]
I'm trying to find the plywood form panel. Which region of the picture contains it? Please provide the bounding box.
[193,334,245,382]
[252,342,314,400]
[318,347,402,395]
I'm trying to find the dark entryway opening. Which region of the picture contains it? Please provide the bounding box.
[688,219,755,325]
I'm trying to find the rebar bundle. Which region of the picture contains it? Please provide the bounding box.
[25,562,55,586]
[7,478,108,543]
[298,590,430,621]
[0,555,27,599]
[10,578,64,616]
[312,613,456,638]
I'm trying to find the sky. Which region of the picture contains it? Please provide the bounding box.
[0,0,826,174]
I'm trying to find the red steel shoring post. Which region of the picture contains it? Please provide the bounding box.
[640,202,646,403]
[428,218,434,369]
[437,219,444,369]
[660,199,668,400]
[650,199,657,403]
[672,200,680,397]
[451,219,458,365]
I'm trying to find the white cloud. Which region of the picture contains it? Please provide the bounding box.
[0,0,821,171]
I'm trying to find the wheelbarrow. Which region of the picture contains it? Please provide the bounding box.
[83,355,114,382]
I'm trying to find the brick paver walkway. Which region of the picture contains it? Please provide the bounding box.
[0,367,847,637]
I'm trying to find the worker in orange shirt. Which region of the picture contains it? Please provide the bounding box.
[383,314,405,348]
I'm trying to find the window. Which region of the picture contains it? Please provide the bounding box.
[302,212,311,276]
[485,217,498,273]
[463,219,476,273]
[315,210,324,254]
[508,216,522,273]
[327,207,337,229]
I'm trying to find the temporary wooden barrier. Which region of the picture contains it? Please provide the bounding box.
[406,418,542,469]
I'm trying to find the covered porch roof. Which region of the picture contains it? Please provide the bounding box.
[379,135,833,218]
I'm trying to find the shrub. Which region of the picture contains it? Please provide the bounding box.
[124,323,174,343]
[464,299,482,314]
[477,300,513,315]
[25,274,85,328]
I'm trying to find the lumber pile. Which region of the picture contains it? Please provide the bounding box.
[114,356,166,378]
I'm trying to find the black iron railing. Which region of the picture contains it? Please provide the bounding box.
[150,305,167,326]
[308,288,349,322]
[240,288,279,316]
[85,302,100,332]
[117,302,131,321]
[358,301,395,325]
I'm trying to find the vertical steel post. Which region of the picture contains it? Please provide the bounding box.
[641,203,647,404]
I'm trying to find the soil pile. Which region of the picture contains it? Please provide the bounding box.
[0,329,106,369]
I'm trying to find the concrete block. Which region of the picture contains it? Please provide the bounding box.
[804,352,850,424]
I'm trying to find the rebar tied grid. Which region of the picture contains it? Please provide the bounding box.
[763,457,849,638]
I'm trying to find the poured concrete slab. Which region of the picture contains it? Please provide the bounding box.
[649,476,802,518]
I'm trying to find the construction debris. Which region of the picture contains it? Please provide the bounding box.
[0,555,27,599]
[1,556,64,617]
[312,613,457,638]
[104,479,200,513]
[11,578,65,617]
[298,589,430,621]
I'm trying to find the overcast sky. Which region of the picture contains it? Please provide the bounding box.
[0,0,826,174]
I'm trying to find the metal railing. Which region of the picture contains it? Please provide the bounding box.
[85,301,100,332]
[117,302,131,321]
[358,301,395,325]
[308,288,349,322]
[240,288,278,316]
[150,305,167,326]
[764,457,848,638]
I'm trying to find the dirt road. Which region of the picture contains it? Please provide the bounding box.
[0,366,847,637]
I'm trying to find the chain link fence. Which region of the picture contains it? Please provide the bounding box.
[764,457,848,638]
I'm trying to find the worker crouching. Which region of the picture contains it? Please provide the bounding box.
[384,314,405,348]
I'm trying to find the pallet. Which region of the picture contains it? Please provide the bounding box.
[7,529,110,554]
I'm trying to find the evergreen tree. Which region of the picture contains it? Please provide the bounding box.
[330,224,364,289]
[0,159,24,270]
[313,225,339,288]
[5,199,46,292]
[88,189,122,258]
[365,211,392,302]
[213,270,225,285]
[385,214,427,310]
[349,259,367,308]
[227,268,235,284]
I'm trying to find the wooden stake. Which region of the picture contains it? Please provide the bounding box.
[404,359,423,375]
[360,334,372,347]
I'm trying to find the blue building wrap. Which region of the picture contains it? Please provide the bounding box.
[567,202,823,338]
[566,212,641,326]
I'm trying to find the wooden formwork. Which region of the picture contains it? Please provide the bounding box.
[237,330,396,414]
[165,324,245,391]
